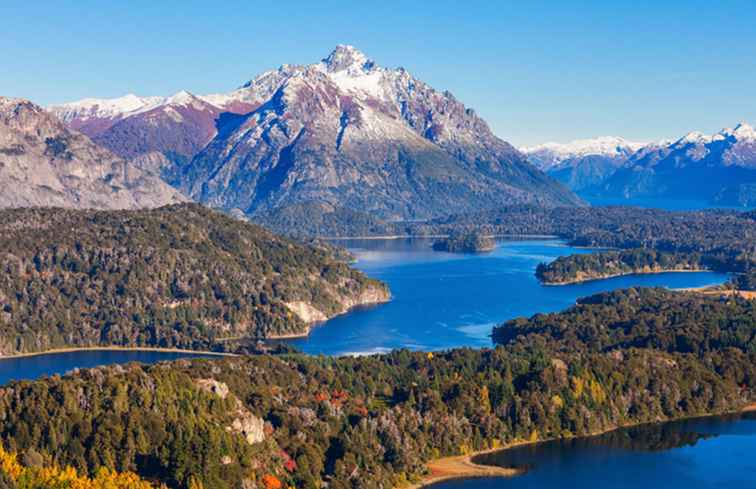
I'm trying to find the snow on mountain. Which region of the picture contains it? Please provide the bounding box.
[177,45,581,218]
[47,45,582,218]
[522,136,647,170]
[598,122,756,206]
[0,96,185,209]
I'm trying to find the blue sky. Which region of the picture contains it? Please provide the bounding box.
[2,0,754,146]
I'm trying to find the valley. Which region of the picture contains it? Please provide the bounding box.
[1,5,756,486]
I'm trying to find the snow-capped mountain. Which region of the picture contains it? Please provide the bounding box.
[50,89,259,181]
[599,123,756,206]
[521,137,646,191]
[177,45,582,218]
[522,136,646,170]
[52,45,582,219]
[0,97,185,209]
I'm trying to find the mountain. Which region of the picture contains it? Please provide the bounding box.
[522,136,645,191]
[598,123,756,206]
[53,46,583,220]
[0,97,185,209]
[50,91,258,181]
[178,45,582,219]
[0,204,388,354]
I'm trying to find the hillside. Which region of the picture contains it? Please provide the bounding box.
[0,97,185,210]
[0,288,753,488]
[0,204,388,355]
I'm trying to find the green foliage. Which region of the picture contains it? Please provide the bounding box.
[0,204,387,354]
[432,233,495,253]
[535,249,711,284]
[2,288,755,488]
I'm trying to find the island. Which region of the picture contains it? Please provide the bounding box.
[433,232,496,253]
[535,249,711,285]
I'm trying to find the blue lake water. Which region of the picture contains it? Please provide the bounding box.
[286,238,729,356]
[0,238,729,383]
[0,350,216,386]
[435,412,756,489]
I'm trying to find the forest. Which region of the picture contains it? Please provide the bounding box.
[0,288,753,489]
[259,204,756,289]
[0,204,387,355]
[535,249,712,284]
[432,233,495,253]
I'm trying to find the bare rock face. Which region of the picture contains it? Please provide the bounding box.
[51,46,582,221]
[196,378,266,445]
[0,97,186,209]
[178,46,582,219]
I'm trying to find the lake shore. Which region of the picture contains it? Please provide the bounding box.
[0,346,236,361]
[323,234,560,241]
[540,267,713,286]
[404,402,756,489]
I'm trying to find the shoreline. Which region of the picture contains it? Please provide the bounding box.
[0,346,236,361]
[540,267,714,286]
[404,402,756,489]
[322,234,560,241]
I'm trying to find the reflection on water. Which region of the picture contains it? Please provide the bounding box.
[433,412,756,489]
[286,238,729,356]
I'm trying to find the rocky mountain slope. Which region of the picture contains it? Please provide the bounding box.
[53,46,582,220]
[51,91,256,181]
[0,97,185,209]
[180,46,582,218]
[0,204,388,354]
[522,136,645,191]
[598,123,756,206]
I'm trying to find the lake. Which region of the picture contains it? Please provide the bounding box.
[0,238,729,382]
[435,411,756,489]
[286,238,729,355]
[0,349,217,386]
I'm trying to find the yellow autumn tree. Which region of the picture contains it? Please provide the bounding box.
[0,445,154,489]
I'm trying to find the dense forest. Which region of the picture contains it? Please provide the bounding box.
[535,249,712,284]
[0,287,753,489]
[0,204,388,355]
[258,204,756,288]
[432,233,495,253]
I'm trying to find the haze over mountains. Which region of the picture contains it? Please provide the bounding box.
[0,97,185,209]
[526,125,756,207]
[522,137,646,192]
[51,45,582,219]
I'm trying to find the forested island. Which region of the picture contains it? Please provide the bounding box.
[259,204,756,288]
[535,249,712,284]
[432,233,496,253]
[0,204,389,355]
[0,287,753,488]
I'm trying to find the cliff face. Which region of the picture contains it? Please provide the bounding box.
[0,97,186,210]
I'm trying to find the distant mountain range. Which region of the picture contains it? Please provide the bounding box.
[524,125,756,207]
[0,97,185,209]
[522,137,646,192]
[51,45,583,219]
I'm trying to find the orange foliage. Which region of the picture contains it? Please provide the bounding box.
[263,474,283,489]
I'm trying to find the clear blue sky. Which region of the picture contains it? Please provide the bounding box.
[2,0,755,146]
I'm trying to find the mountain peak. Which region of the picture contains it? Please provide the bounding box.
[322,45,375,74]
[166,90,199,105]
[728,122,756,141]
